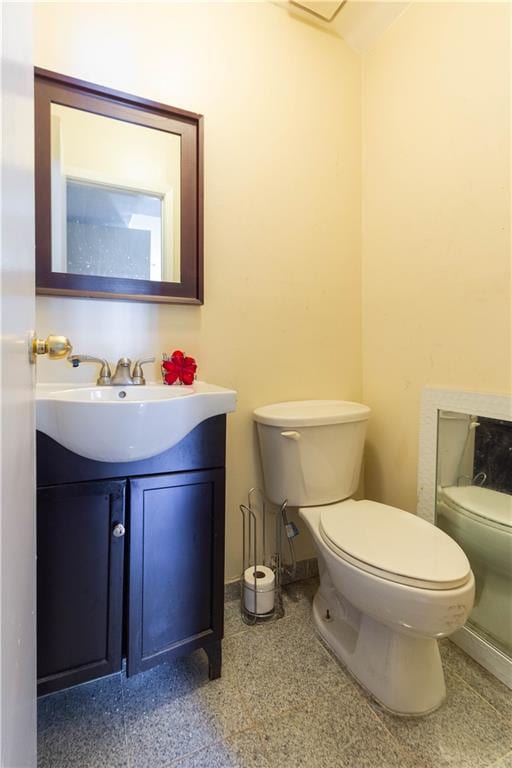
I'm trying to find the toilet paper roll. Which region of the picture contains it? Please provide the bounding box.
[243,565,274,590]
[243,565,275,615]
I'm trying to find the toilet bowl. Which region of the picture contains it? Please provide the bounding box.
[254,400,475,715]
[437,484,511,654]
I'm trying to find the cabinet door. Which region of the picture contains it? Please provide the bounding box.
[128,469,225,676]
[37,480,126,695]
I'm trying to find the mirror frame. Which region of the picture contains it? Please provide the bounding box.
[34,68,203,304]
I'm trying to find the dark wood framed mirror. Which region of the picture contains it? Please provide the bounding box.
[35,69,203,304]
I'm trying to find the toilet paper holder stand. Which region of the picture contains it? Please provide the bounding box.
[239,488,285,625]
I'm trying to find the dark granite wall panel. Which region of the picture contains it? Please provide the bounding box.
[474,417,512,495]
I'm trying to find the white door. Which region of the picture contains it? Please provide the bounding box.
[0,3,37,767]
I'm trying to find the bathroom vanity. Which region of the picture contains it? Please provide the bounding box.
[36,414,227,696]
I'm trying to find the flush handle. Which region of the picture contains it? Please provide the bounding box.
[280,431,301,441]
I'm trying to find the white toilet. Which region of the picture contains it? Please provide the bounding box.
[253,400,475,716]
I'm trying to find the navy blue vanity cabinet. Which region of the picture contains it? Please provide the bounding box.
[37,480,126,696]
[36,415,227,696]
[127,469,225,678]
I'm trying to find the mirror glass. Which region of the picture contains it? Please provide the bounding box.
[50,104,181,283]
[436,411,512,656]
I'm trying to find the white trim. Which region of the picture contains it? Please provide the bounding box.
[65,165,169,199]
[417,387,512,689]
[451,625,512,689]
[50,114,67,272]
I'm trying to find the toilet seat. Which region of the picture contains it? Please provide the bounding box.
[319,499,471,590]
[440,485,512,532]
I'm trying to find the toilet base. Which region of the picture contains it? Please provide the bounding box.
[312,591,446,716]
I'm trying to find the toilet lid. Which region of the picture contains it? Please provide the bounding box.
[442,486,512,529]
[319,499,471,590]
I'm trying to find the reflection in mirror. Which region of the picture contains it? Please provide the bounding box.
[436,411,512,657]
[64,182,163,280]
[50,104,181,283]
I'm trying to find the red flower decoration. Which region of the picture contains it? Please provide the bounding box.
[162,350,197,386]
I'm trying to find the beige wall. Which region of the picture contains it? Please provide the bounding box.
[361,3,511,514]
[35,1,362,580]
[35,1,510,580]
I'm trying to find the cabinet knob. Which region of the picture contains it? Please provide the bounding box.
[112,523,125,538]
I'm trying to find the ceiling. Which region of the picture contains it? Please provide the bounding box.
[283,0,410,53]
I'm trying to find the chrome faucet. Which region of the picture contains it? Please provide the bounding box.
[111,357,155,386]
[69,354,155,386]
[111,357,133,386]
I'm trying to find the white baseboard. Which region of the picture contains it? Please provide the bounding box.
[452,625,512,689]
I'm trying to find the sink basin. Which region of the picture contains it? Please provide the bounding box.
[36,381,237,463]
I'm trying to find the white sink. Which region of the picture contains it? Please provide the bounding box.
[36,381,237,463]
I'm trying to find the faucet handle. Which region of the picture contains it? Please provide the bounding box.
[132,356,155,385]
[68,355,112,385]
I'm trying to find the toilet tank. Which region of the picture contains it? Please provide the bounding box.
[253,400,371,507]
[437,410,474,487]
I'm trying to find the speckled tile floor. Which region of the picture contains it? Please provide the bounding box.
[38,577,512,768]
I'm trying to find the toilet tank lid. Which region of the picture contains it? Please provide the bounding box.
[253,400,371,427]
